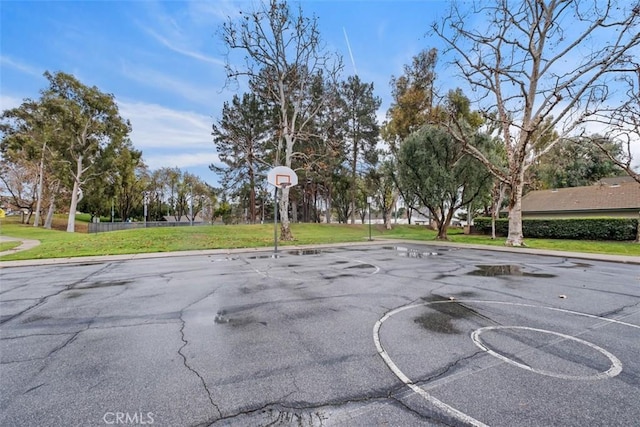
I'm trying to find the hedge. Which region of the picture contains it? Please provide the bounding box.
[473,217,638,241]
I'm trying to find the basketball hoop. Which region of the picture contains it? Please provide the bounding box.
[267,166,298,254]
[268,166,298,189]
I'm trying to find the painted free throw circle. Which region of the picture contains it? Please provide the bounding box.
[471,325,623,380]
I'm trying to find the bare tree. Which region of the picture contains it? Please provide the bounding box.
[221,0,342,240]
[434,0,640,246]
[588,78,640,183]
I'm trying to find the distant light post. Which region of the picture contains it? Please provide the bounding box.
[367,196,373,241]
[143,191,149,227]
[189,187,193,226]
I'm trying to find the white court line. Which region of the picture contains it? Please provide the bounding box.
[470,326,623,380]
[373,304,489,427]
[373,300,639,427]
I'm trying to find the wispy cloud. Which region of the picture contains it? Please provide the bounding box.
[141,26,225,66]
[119,63,219,107]
[186,0,242,23]
[118,100,220,177]
[118,100,213,150]
[0,56,42,78]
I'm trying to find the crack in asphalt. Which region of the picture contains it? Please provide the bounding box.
[597,300,640,319]
[387,395,452,426]
[0,283,29,296]
[1,331,79,341]
[203,389,449,427]
[36,324,91,374]
[414,351,486,387]
[0,262,120,326]
[1,325,90,366]
[177,287,223,420]
[22,383,46,395]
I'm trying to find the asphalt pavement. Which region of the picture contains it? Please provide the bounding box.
[1,241,639,426]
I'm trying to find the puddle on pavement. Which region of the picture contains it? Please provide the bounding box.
[322,273,356,279]
[78,280,131,289]
[558,262,592,269]
[21,315,52,324]
[467,265,556,278]
[210,257,238,262]
[383,246,441,258]
[214,311,267,327]
[287,249,324,256]
[415,294,484,334]
[247,254,282,259]
[65,292,84,299]
[331,260,350,265]
[345,264,376,269]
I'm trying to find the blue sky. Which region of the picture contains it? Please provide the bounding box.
[1,0,450,187]
[2,1,637,188]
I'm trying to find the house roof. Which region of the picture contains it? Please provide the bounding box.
[595,176,636,186]
[521,181,640,213]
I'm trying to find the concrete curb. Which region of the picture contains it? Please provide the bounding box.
[0,236,638,267]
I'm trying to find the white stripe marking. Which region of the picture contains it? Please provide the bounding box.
[373,300,639,426]
[470,326,623,380]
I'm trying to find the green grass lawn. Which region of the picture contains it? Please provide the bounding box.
[1,217,638,261]
[0,241,22,252]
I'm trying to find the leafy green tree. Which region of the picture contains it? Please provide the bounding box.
[530,137,625,190]
[331,166,353,223]
[396,126,493,239]
[382,48,438,149]
[211,93,272,223]
[367,160,397,230]
[0,98,65,226]
[79,144,146,221]
[338,75,381,224]
[41,71,131,232]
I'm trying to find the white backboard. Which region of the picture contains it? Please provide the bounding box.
[267,166,298,188]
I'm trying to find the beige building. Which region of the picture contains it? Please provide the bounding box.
[520,178,640,219]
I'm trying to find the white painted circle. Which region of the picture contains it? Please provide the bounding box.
[470,325,623,380]
[373,300,638,427]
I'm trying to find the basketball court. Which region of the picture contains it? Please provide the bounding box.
[1,242,638,426]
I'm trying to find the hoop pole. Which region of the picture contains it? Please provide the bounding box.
[274,186,278,254]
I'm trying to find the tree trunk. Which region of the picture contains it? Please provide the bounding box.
[33,142,46,227]
[67,155,84,233]
[44,193,56,229]
[291,199,297,224]
[325,187,332,224]
[384,208,392,230]
[279,186,293,241]
[44,181,59,229]
[491,182,506,240]
[249,170,256,224]
[491,214,496,240]
[506,177,525,246]
[350,139,357,225]
[436,221,448,239]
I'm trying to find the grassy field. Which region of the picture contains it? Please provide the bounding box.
[1,215,639,261]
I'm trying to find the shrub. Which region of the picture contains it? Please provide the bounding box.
[473,217,638,241]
